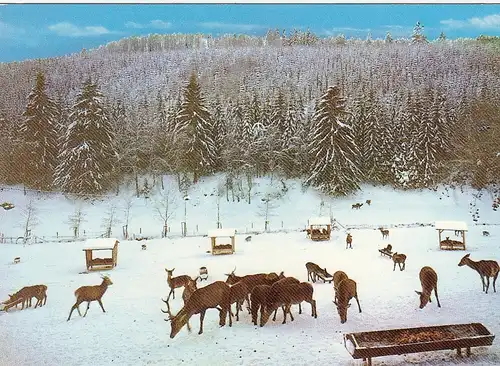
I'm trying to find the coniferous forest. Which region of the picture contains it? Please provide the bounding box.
[0,28,499,197]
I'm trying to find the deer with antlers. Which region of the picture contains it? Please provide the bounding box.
[163,276,199,332]
[392,252,407,271]
[225,267,284,292]
[165,268,194,301]
[161,281,232,338]
[332,271,362,323]
[458,254,499,294]
[415,266,441,309]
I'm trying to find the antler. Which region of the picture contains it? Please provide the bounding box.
[224,266,237,277]
[161,298,174,321]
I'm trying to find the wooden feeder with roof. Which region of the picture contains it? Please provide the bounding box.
[435,221,467,250]
[208,228,236,255]
[82,238,119,271]
[308,216,331,241]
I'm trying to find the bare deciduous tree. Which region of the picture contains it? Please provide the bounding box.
[66,205,86,238]
[154,183,179,237]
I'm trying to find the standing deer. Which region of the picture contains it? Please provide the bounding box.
[415,266,441,309]
[162,281,232,338]
[458,254,499,293]
[165,268,193,300]
[225,267,284,292]
[250,284,271,326]
[333,274,362,324]
[305,262,332,283]
[392,253,407,271]
[346,233,353,249]
[333,270,348,302]
[67,276,113,321]
[229,281,251,321]
[379,228,389,239]
[162,276,199,332]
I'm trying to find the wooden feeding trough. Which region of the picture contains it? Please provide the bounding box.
[83,238,119,271]
[307,216,331,241]
[344,323,495,365]
[435,221,467,250]
[208,228,235,255]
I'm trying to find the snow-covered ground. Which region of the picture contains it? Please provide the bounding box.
[0,177,499,365]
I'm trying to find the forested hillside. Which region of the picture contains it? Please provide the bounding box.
[0,29,499,197]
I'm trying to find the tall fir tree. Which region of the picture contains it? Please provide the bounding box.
[19,72,60,190]
[176,72,217,183]
[54,78,117,194]
[305,86,361,195]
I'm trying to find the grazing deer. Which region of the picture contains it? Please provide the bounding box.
[352,203,363,209]
[366,199,371,206]
[392,252,407,271]
[7,285,47,310]
[333,275,362,324]
[458,254,499,293]
[250,284,271,326]
[162,281,232,338]
[415,266,441,309]
[165,268,193,301]
[224,267,283,292]
[229,281,251,321]
[305,262,332,283]
[260,281,317,326]
[67,276,113,321]
[346,233,353,249]
[333,270,348,302]
[162,276,198,332]
[379,228,389,239]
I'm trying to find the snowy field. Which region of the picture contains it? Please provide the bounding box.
[0,178,499,365]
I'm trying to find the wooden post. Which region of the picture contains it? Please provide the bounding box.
[231,235,235,253]
[438,229,442,249]
[463,230,466,249]
[466,347,471,356]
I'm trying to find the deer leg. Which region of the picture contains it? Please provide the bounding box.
[167,288,174,301]
[299,303,302,314]
[199,310,206,335]
[355,295,362,313]
[485,276,490,294]
[493,272,498,293]
[67,300,83,321]
[286,304,294,322]
[236,302,240,321]
[44,294,47,305]
[272,307,279,321]
[251,304,258,325]
[97,299,106,312]
[480,275,486,292]
[83,301,91,317]
[246,295,251,314]
[311,299,317,318]
[434,287,441,308]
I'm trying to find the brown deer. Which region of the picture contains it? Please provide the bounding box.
[67,276,113,321]
[346,233,353,249]
[165,268,193,301]
[269,277,302,321]
[333,275,362,324]
[305,262,332,283]
[352,203,363,209]
[260,281,317,326]
[392,252,407,271]
[161,276,198,332]
[224,267,283,292]
[6,285,47,310]
[333,270,348,302]
[250,284,271,326]
[229,281,251,321]
[162,281,232,338]
[415,266,441,309]
[458,254,499,293]
[379,227,389,239]
[366,199,371,205]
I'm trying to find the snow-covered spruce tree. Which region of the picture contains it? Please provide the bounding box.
[19,71,60,190]
[305,86,361,195]
[54,78,117,194]
[176,72,217,183]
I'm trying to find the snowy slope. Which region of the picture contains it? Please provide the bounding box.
[0,178,499,365]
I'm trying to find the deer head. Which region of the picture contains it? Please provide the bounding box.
[259,305,275,327]
[414,290,430,309]
[458,253,471,266]
[101,275,113,286]
[224,267,237,284]
[333,300,351,324]
[162,298,190,338]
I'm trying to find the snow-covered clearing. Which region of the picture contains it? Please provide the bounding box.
[0,178,499,365]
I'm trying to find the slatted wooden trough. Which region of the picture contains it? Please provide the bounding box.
[307,216,331,241]
[344,323,495,365]
[435,220,467,250]
[82,238,119,271]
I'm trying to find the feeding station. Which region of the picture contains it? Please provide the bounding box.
[308,216,331,241]
[208,228,235,255]
[435,221,467,250]
[82,238,119,271]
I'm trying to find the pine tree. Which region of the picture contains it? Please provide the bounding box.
[54,78,117,194]
[305,86,361,195]
[19,71,60,190]
[176,72,216,183]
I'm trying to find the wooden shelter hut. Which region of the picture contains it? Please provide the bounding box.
[308,217,331,241]
[208,228,236,255]
[435,221,467,250]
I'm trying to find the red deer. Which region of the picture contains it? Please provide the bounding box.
[6,285,47,310]
[333,274,362,323]
[392,253,407,271]
[67,276,113,321]
[165,268,193,301]
[161,276,198,332]
[458,254,499,293]
[250,284,271,325]
[229,281,251,321]
[333,270,348,302]
[260,281,317,326]
[379,227,389,239]
[305,262,332,283]
[346,233,353,249]
[366,199,371,205]
[415,266,441,309]
[162,281,232,338]
[224,267,284,292]
[352,203,363,209]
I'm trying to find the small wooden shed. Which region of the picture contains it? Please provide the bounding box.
[208,228,236,255]
[83,238,119,271]
[435,221,467,250]
[308,216,331,241]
